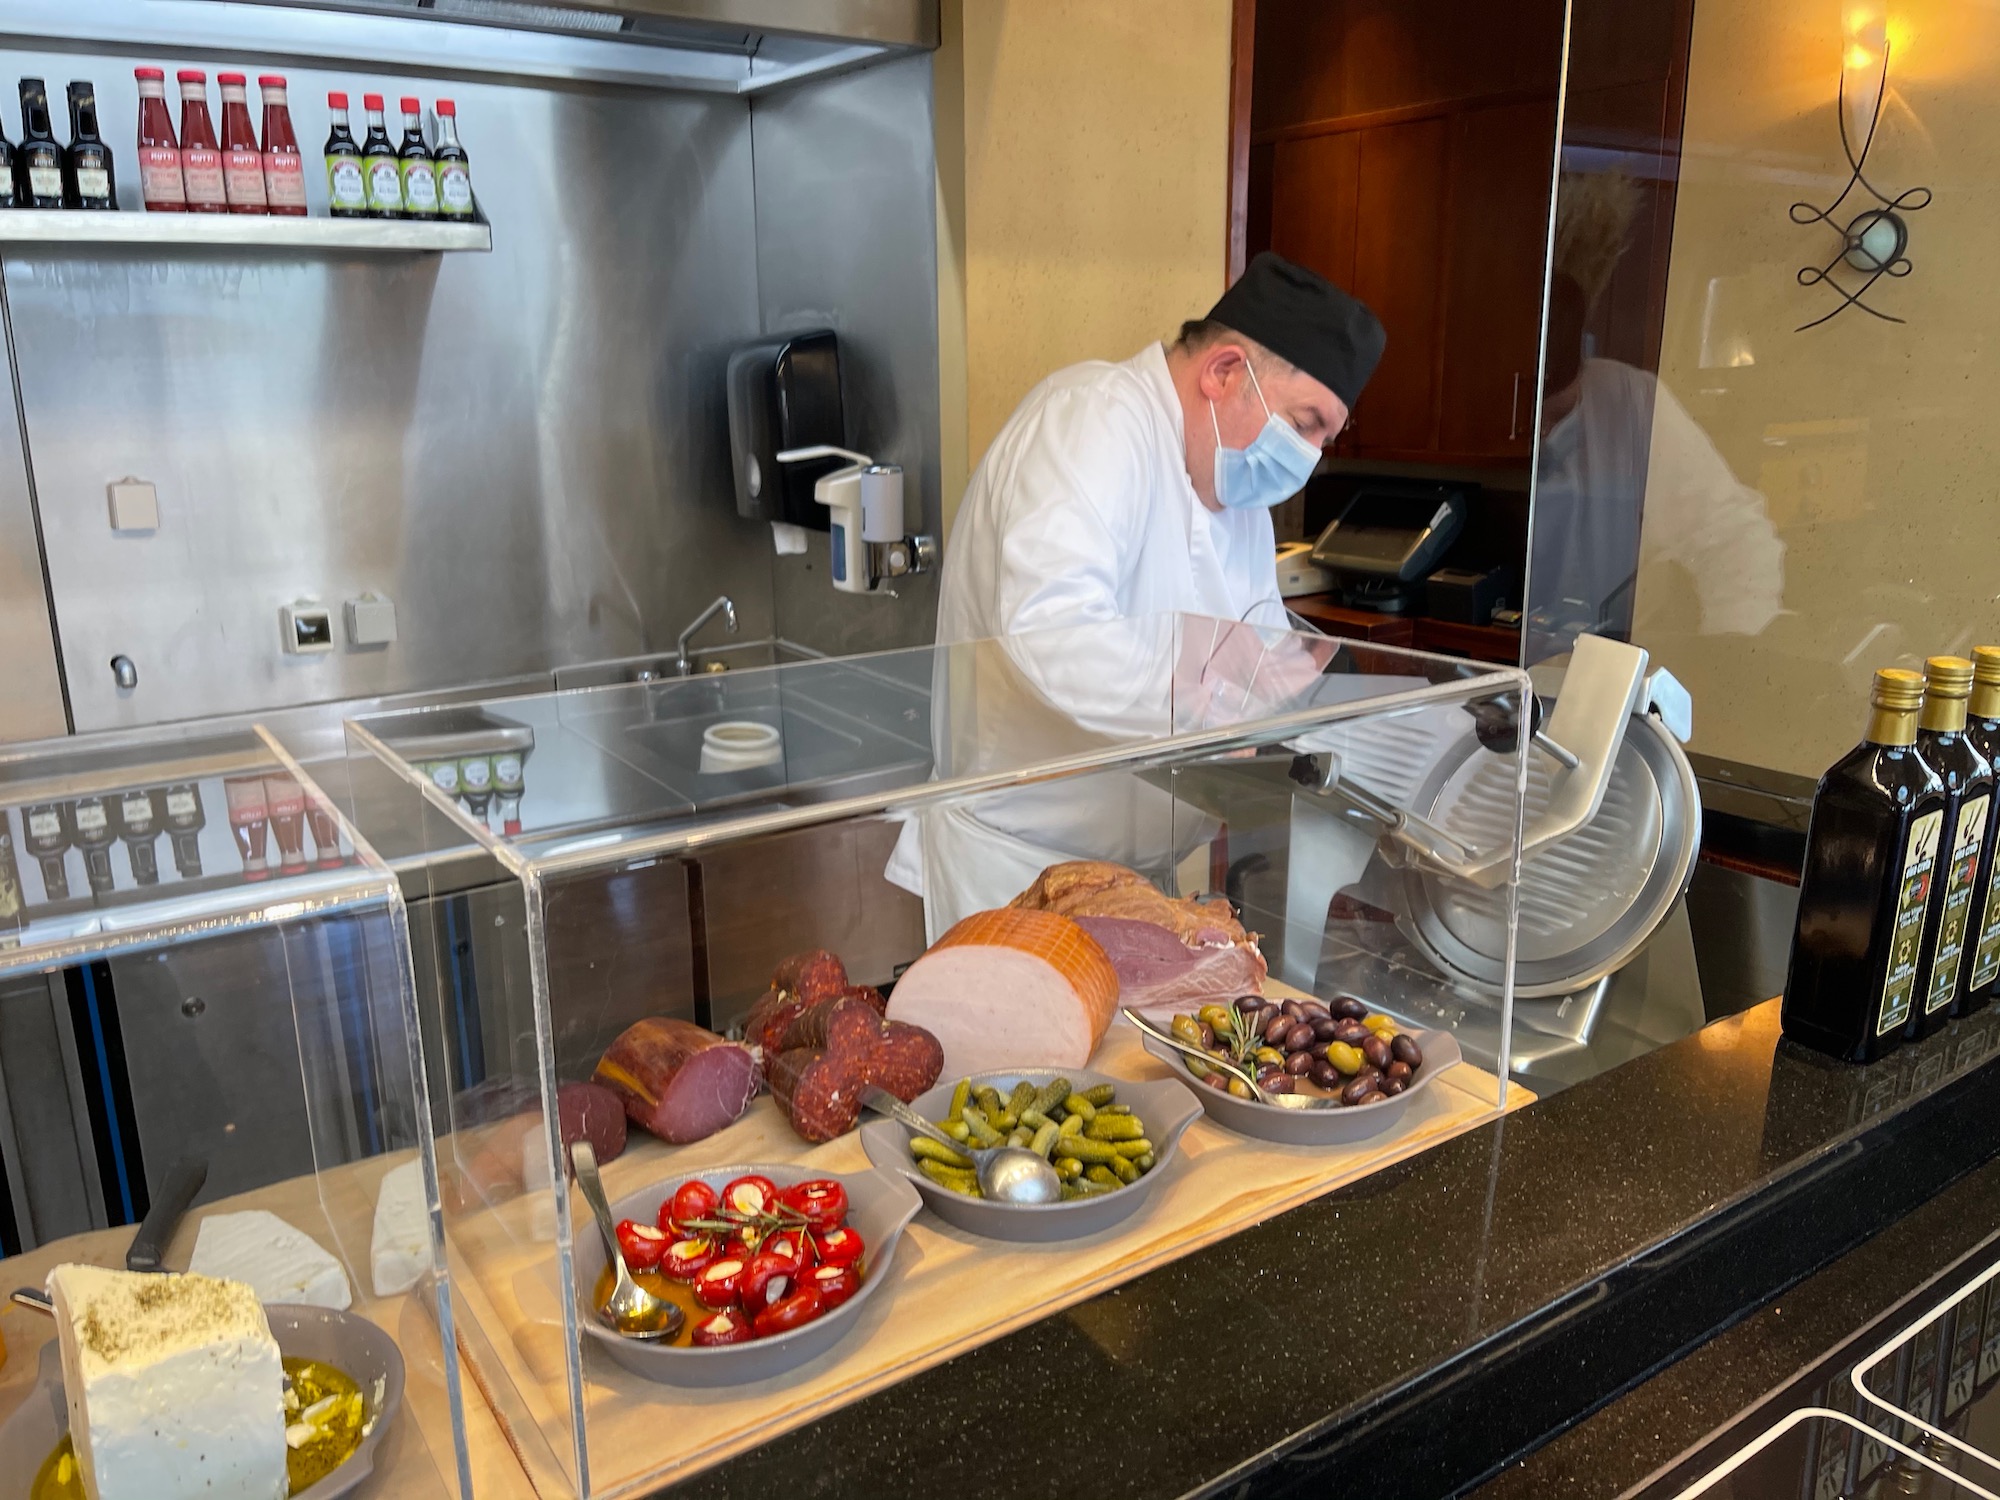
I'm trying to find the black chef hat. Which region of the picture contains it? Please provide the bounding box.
[1205,252,1386,408]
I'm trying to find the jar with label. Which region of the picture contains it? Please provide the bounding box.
[360,93,403,218]
[134,67,184,211]
[15,79,63,209]
[323,92,366,218]
[216,73,266,212]
[258,75,306,216]
[63,82,115,210]
[396,97,437,216]
[176,70,225,211]
[433,99,474,218]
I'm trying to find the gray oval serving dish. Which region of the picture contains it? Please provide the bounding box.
[1139,1027,1462,1146]
[0,1302,405,1500]
[858,1068,1201,1243]
[572,1161,920,1386]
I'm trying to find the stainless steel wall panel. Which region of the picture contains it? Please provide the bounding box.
[0,281,65,743]
[7,49,776,732]
[749,52,943,656]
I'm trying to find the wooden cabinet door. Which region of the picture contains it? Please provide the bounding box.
[1348,116,1449,457]
[1437,97,1558,459]
[1267,131,1359,290]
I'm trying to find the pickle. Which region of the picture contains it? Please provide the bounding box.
[974,1085,1004,1116]
[1062,1093,1097,1123]
[1096,1103,1133,1116]
[1132,1152,1155,1172]
[1008,1127,1032,1148]
[1059,1135,1124,1166]
[947,1120,972,1142]
[1058,1113,1084,1139]
[1082,1083,1116,1108]
[1006,1080,1039,1118]
[945,1078,970,1125]
[911,1136,973,1169]
[1084,1164,1122,1189]
[1031,1120,1061,1158]
[1106,1154,1139,1184]
[918,1159,980,1195]
[1020,1108,1053,1133]
[1111,1138,1153,1158]
[1063,1178,1113,1199]
[1032,1077,1073,1116]
[962,1107,1003,1148]
[1054,1156,1084,1180]
[1086,1115,1145,1142]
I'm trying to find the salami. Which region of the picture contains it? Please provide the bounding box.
[766,996,944,1143]
[594,1018,759,1144]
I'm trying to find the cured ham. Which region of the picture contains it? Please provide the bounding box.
[1010,860,1250,947]
[594,1018,759,1144]
[885,907,1120,1074]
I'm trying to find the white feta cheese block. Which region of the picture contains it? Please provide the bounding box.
[47,1263,288,1500]
[189,1210,352,1310]
[369,1158,431,1297]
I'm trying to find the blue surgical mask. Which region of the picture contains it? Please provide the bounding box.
[1209,362,1322,510]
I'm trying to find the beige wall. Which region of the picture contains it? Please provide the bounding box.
[933,0,1235,537]
[1633,0,2000,776]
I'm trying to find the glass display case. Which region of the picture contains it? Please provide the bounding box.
[0,724,470,1499]
[346,614,1552,1498]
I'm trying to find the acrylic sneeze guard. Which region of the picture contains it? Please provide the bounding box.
[344,613,1532,1499]
[0,722,471,1499]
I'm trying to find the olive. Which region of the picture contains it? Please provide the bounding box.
[1312,1016,1341,1042]
[1199,1070,1229,1092]
[1285,1049,1315,1076]
[1171,1014,1206,1048]
[1197,1022,1216,1048]
[1198,1003,1234,1033]
[1331,995,1369,1021]
[1361,1034,1392,1070]
[1348,1087,1386,1108]
[1353,1065,1384,1092]
[1254,1046,1287,1068]
[1255,1065,1287,1089]
[1381,1076,1408,1097]
[1298,998,1331,1020]
[1308,1041,1331,1062]
[1263,1014,1294,1046]
[1385,1060,1413,1083]
[1333,1019,1371,1046]
[1364,1014,1398,1038]
[1281,999,1307,1021]
[1308,1058,1342,1090]
[1341,1075,1384,1105]
[1260,1073,1294,1095]
[1391,1034,1424,1068]
[1283,1022,1317,1053]
[1325,1041,1363,1076]
[1227,1077,1253,1099]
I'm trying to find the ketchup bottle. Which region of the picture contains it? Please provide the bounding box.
[216,72,265,213]
[176,70,225,212]
[258,75,305,216]
[134,67,184,211]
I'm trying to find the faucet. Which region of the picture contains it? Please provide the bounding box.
[675,595,739,676]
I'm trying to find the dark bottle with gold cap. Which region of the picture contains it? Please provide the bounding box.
[1781,668,1946,1062]
[1908,655,1993,1039]
[1956,645,2000,1012]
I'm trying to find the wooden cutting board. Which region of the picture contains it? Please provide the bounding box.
[448,1008,1530,1500]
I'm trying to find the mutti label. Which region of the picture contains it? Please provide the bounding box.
[224,148,266,207]
[182,146,225,206]
[264,151,306,208]
[139,146,184,204]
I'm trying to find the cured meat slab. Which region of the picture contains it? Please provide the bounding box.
[595,1018,759,1144]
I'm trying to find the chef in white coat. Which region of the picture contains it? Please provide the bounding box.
[890,254,1388,939]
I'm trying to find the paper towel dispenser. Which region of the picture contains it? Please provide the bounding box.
[726,329,845,532]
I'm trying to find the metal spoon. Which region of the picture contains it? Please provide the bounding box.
[570,1141,683,1341]
[1121,1008,1333,1110]
[863,1087,1064,1204]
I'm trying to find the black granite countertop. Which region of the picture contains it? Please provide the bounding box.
[661,1001,2000,1499]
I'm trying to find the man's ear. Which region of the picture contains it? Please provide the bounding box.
[1197,342,1249,402]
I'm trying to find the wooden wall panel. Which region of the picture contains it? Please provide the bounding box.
[1349,117,1448,452]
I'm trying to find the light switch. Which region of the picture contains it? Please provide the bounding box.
[107,477,159,533]
[345,592,397,647]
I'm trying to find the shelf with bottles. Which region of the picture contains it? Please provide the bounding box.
[0,208,490,250]
[0,727,378,972]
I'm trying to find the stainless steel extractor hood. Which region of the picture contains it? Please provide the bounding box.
[0,0,937,93]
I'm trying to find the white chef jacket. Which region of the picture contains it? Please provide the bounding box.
[937,341,1287,643]
[892,343,1295,939]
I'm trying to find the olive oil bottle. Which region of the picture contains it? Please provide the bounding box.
[1781,668,1946,1062]
[1909,656,1992,1039]
[1955,646,2000,1013]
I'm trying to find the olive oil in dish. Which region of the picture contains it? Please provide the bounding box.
[1781,668,1946,1063]
[1909,656,1992,1039]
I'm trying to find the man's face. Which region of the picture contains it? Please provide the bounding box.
[1188,342,1347,509]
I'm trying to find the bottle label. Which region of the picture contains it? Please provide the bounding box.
[166,789,199,820]
[182,146,225,206]
[1983,1278,2000,1385]
[1930,793,1992,1010]
[265,151,307,208]
[0,833,20,925]
[73,803,108,839]
[26,808,60,843]
[401,159,438,212]
[326,156,366,209]
[460,757,493,791]
[76,167,111,203]
[1967,824,2000,993]
[367,157,403,212]
[224,147,266,206]
[438,161,473,214]
[1880,809,1943,1035]
[27,164,61,199]
[428,762,460,795]
[139,146,186,206]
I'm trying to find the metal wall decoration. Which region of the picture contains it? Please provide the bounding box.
[1790,38,1931,332]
